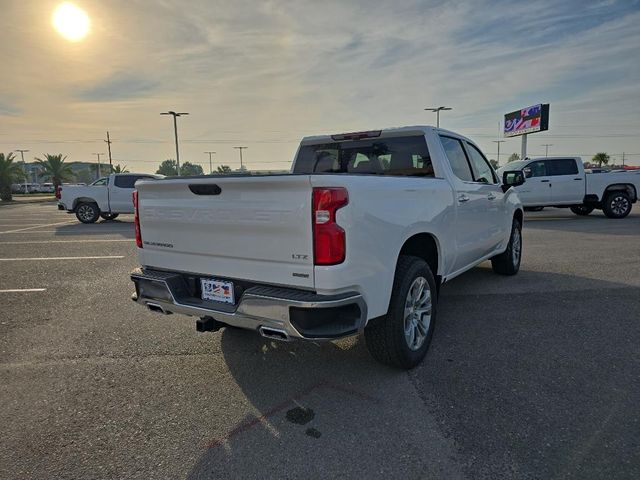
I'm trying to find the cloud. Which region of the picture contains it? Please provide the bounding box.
[76,75,159,102]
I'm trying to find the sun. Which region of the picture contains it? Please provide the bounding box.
[52,2,90,42]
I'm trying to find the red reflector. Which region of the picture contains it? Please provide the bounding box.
[330,130,382,141]
[133,190,142,248]
[312,187,348,265]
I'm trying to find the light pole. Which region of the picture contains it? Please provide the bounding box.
[204,151,216,174]
[234,146,247,170]
[92,153,104,179]
[492,140,505,166]
[424,106,452,128]
[14,149,29,193]
[104,131,113,170]
[542,144,553,157]
[161,111,189,175]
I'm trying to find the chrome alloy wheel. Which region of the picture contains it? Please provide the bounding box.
[611,195,630,216]
[77,204,95,222]
[404,277,432,351]
[511,226,522,265]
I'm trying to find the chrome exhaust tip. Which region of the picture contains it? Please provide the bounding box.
[146,302,171,315]
[259,326,290,342]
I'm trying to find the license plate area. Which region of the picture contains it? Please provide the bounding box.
[200,278,235,304]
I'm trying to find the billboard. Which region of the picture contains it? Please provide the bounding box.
[504,104,549,137]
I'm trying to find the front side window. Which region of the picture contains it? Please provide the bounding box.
[91,177,108,186]
[293,136,434,177]
[440,136,473,182]
[466,143,497,184]
[526,161,548,178]
[548,159,578,176]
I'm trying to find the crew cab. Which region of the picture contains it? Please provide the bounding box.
[497,157,639,218]
[130,126,525,369]
[57,173,162,223]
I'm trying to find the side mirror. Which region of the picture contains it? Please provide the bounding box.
[502,170,525,193]
[523,167,532,178]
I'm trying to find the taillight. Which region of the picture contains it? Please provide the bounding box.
[133,190,142,248]
[55,186,61,199]
[312,187,348,265]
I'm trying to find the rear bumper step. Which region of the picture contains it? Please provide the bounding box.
[130,268,367,340]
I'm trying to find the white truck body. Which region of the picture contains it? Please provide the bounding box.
[58,173,162,222]
[130,126,525,367]
[498,157,639,217]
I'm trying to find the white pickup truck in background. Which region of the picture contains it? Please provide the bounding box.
[498,157,639,218]
[58,173,162,223]
[130,126,526,369]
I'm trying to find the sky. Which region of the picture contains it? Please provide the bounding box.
[1,0,639,173]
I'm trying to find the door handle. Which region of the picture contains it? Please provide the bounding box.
[574,178,583,181]
[487,193,496,200]
[458,194,470,203]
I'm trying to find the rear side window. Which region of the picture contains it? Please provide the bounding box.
[548,159,578,176]
[440,136,473,182]
[292,136,434,177]
[114,175,149,188]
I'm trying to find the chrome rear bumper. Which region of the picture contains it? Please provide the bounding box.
[130,268,366,341]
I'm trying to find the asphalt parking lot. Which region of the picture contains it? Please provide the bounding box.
[1,202,639,479]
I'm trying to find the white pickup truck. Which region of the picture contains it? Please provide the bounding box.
[130,126,526,368]
[58,173,162,223]
[497,157,639,218]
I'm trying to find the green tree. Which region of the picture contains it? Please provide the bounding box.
[112,164,129,173]
[489,159,499,169]
[507,153,520,163]
[180,162,204,176]
[217,165,232,173]
[156,159,178,176]
[592,152,610,167]
[0,153,25,201]
[35,154,73,188]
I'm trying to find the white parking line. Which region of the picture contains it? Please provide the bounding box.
[0,288,47,293]
[0,256,125,261]
[0,220,77,234]
[0,239,133,244]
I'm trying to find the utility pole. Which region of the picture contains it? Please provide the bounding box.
[161,111,189,175]
[204,151,216,174]
[234,146,247,170]
[622,152,625,167]
[92,153,104,179]
[542,144,553,157]
[492,141,505,166]
[424,106,452,128]
[104,131,113,170]
[14,149,29,193]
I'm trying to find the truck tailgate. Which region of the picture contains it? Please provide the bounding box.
[136,175,315,289]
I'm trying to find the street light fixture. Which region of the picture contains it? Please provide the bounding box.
[424,106,452,128]
[161,111,189,175]
[234,146,247,170]
[204,151,216,174]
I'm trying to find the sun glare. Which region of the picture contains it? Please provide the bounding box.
[52,2,90,42]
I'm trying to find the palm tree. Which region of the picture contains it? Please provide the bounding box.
[592,152,610,167]
[0,152,25,201]
[35,154,74,188]
[112,164,129,173]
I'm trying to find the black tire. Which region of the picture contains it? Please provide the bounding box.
[491,218,522,275]
[570,205,594,216]
[364,255,437,370]
[524,206,544,212]
[100,213,119,221]
[602,192,632,219]
[75,202,100,223]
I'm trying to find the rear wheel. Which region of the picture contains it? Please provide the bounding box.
[602,192,632,219]
[100,213,119,221]
[75,202,100,223]
[365,255,437,370]
[491,218,522,275]
[570,205,594,216]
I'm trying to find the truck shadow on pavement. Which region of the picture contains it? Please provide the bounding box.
[53,218,135,238]
[188,268,640,479]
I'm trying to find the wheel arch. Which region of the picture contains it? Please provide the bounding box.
[604,183,637,202]
[514,208,523,225]
[72,197,99,211]
[397,232,441,289]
